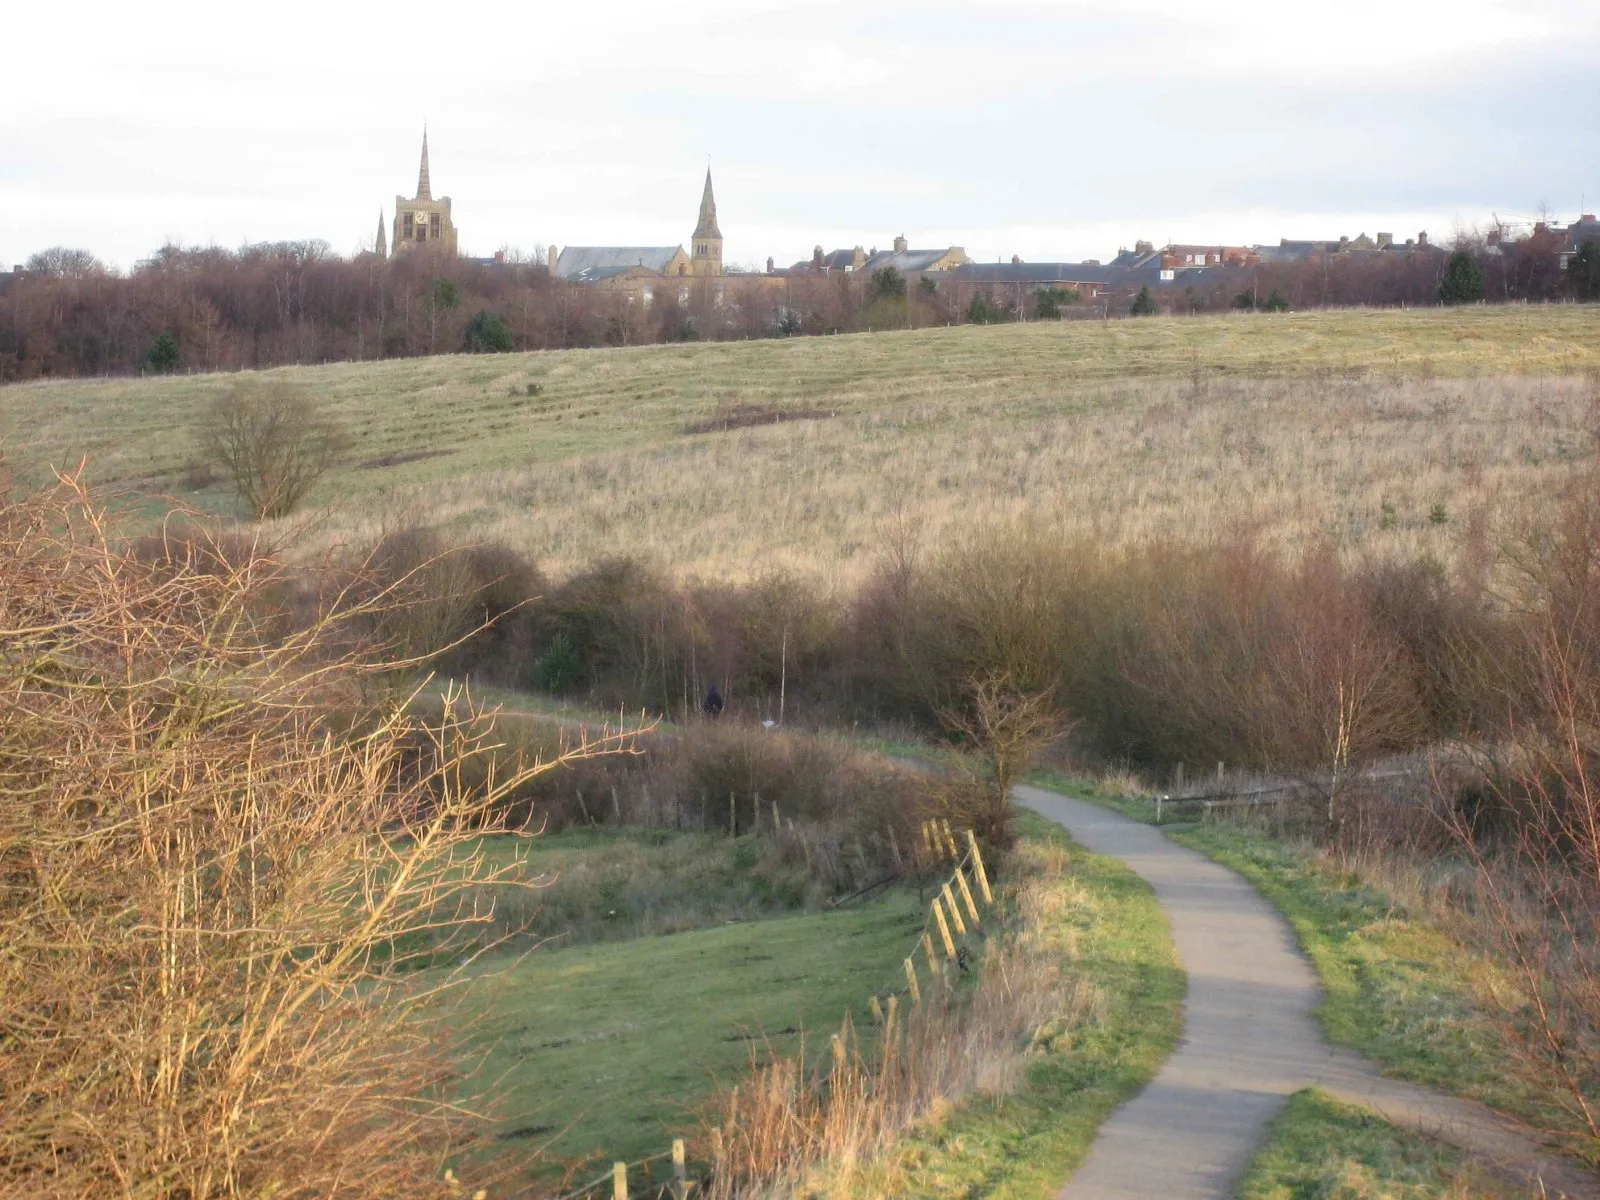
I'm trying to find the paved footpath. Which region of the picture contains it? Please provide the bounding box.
[1016,784,1600,1200]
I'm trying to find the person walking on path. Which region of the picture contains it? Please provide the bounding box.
[703,684,724,719]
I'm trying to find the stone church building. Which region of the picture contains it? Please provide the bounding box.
[378,131,457,257]
[551,169,724,286]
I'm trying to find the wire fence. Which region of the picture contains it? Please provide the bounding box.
[535,818,999,1200]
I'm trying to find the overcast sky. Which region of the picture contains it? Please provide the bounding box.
[3,0,1597,271]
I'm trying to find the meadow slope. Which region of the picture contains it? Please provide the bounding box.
[5,308,1598,580]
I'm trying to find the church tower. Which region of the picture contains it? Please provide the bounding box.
[375,210,387,259]
[689,168,722,277]
[391,129,458,255]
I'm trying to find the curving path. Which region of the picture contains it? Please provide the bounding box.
[1017,784,1600,1200]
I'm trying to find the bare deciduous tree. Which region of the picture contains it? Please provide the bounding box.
[939,672,1062,847]
[199,380,346,520]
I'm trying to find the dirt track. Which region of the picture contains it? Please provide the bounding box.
[1017,784,1600,1200]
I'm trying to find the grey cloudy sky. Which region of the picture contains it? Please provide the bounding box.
[3,0,1596,270]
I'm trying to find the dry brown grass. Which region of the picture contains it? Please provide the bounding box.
[301,372,1599,584]
[0,471,636,1198]
[5,309,1599,587]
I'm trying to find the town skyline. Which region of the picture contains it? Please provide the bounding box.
[3,0,1595,271]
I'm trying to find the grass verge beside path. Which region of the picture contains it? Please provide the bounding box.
[846,806,1184,1199]
[1239,1089,1521,1200]
[1168,822,1576,1145]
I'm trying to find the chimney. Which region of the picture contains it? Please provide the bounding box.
[1584,214,1597,223]
[893,234,908,254]
[1338,234,1349,247]
[1011,254,1022,264]
[1376,232,1392,248]
[766,256,775,274]
[547,245,558,272]
[1135,239,1153,255]
[1417,230,1428,246]
[1535,221,1549,235]
[494,249,506,265]
[813,245,824,270]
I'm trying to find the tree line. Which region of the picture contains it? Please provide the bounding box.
[3,229,1596,381]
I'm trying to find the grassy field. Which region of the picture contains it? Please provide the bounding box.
[433,804,1183,1196]
[1238,1089,1520,1200]
[6,308,1599,581]
[457,880,923,1178]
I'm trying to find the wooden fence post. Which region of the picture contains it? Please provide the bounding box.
[613,1161,627,1200]
[932,896,957,959]
[869,995,884,1024]
[673,1138,687,1200]
[1155,795,1163,824]
[728,791,736,837]
[772,800,781,834]
[955,869,981,925]
[966,831,993,904]
[941,882,967,936]
[940,819,959,860]
[922,931,939,975]
[904,956,921,1006]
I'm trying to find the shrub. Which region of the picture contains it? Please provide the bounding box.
[0,473,633,1196]
[1571,240,1600,302]
[143,328,179,373]
[1438,250,1486,305]
[1129,286,1158,316]
[197,380,347,520]
[1033,286,1080,319]
[464,309,514,352]
[966,292,1008,325]
[356,525,544,678]
[1262,289,1290,312]
[870,266,907,302]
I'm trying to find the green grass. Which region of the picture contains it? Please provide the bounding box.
[1168,823,1565,1137]
[457,889,925,1178]
[854,806,1185,1199]
[439,802,1184,1197]
[1239,1089,1520,1200]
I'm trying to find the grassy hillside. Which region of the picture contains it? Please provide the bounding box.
[6,308,1598,580]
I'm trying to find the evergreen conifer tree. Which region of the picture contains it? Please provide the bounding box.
[1438,251,1486,305]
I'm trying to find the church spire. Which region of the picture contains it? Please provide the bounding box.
[416,128,432,201]
[693,168,721,241]
[375,209,387,258]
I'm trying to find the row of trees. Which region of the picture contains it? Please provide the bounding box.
[3,230,1596,380]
